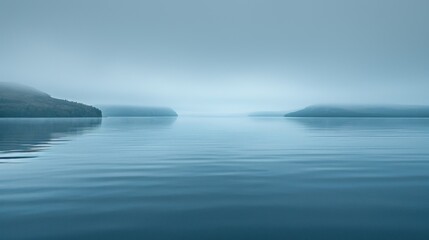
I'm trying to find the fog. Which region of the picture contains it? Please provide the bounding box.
[1,0,428,115]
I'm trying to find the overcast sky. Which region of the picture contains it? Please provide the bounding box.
[1,0,428,114]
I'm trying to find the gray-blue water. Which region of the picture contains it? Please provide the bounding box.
[1,117,429,240]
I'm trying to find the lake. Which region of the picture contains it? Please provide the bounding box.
[1,117,429,240]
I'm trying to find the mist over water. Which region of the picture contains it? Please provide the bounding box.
[1,0,429,114]
[2,1,429,239]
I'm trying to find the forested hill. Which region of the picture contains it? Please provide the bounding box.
[0,82,102,118]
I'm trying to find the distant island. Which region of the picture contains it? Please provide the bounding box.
[0,82,102,118]
[285,105,429,118]
[99,106,178,117]
[249,111,287,117]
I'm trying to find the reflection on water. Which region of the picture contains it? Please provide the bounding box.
[1,117,429,240]
[104,117,177,130]
[0,118,102,160]
[286,117,429,131]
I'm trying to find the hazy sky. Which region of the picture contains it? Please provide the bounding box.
[1,0,428,114]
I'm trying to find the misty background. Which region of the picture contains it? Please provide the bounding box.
[0,0,428,115]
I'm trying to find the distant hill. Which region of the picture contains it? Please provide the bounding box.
[249,111,287,117]
[99,106,178,117]
[0,82,102,118]
[285,105,429,118]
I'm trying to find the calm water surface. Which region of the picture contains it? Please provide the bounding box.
[1,117,429,240]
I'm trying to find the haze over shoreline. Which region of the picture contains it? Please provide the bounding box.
[1,0,428,114]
